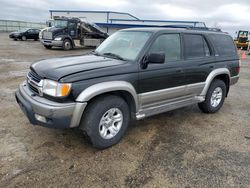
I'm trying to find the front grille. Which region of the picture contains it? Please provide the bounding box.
[28,83,39,94]
[42,31,53,40]
[27,70,42,95]
[28,70,42,83]
[239,37,247,43]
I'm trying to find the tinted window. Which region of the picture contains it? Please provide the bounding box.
[27,29,34,33]
[149,34,181,61]
[210,34,237,56]
[184,34,210,59]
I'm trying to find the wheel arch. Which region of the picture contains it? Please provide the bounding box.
[76,81,139,114]
[200,68,231,97]
[56,34,74,46]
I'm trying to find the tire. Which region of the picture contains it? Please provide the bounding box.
[198,79,226,113]
[62,39,72,50]
[14,38,17,41]
[80,95,130,149]
[44,45,52,49]
[21,36,27,41]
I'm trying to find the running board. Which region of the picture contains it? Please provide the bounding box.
[136,97,202,120]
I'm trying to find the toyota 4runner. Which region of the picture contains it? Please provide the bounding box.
[15,28,240,149]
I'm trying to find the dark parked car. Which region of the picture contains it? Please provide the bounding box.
[15,27,240,149]
[9,28,40,41]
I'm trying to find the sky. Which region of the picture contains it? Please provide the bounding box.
[1,0,250,37]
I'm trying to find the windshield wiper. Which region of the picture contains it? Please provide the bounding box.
[103,52,125,61]
[91,51,101,56]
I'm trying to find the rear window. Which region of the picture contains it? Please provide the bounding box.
[184,34,211,59]
[209,34,237,56]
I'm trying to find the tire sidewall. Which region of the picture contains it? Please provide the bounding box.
[205,80,226,113]
[83,96,130,148]
[21,36,26,41]
[63,39,72,50]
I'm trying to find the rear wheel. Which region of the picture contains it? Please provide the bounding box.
[198,79,226,113]
[44,45,52,49]
[62,39,72,50]
[21,36,27,41]
[80,95,130,149]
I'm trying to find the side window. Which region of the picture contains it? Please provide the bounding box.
[184,34,211,59]
[149,34,181,61]
[209,34,237,56]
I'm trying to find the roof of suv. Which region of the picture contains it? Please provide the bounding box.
[122,27,228,35]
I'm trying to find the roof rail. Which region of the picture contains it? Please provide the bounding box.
[159,25,222,32]
[185,26,222,32]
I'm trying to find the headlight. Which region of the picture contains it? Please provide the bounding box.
[42,79,71,97]
[54,37,62,41]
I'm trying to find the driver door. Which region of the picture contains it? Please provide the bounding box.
[138,33,186,107]
[68,21,77,39]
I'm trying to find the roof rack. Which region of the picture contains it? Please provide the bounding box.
[161,25,222,32]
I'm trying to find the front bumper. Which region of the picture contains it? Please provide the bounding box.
[15,81,87,129]
[9,35,19,39]
[41,39,63,47]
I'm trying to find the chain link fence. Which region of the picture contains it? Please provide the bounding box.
[0,20,46,32]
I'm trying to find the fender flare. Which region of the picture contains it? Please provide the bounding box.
[200,68,230,96]
[76,81,139,111]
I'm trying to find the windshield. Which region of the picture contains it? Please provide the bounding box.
[52,20,68,28]
[95,31,152,61]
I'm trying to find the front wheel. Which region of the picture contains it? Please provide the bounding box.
[198,79,226,113]
[62,39,72,50]
[80,95,130,149]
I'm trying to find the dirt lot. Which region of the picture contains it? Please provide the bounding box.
[0,32,250,188]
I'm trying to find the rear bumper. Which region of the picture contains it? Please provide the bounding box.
[230,75,239,85]
[41,39,63,47]
[15,81,87,129]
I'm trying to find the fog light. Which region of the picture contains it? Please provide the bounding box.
[35,114,47,123]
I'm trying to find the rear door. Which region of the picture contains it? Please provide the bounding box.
[181,33,215,96]
[138,33,186,107]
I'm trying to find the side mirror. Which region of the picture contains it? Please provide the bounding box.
[147,52,165,64]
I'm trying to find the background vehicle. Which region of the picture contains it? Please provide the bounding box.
[9,28,40,41]
[16,28,240,149]
[234,30,249,50]
[40,17,109,50]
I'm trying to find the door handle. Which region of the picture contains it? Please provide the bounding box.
[176,69,183,73]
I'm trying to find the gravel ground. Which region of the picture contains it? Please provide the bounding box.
[0,33,250,188]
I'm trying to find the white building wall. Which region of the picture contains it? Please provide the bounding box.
[109,13,138,21]
[50,11,138,24]
[51,12,108,23]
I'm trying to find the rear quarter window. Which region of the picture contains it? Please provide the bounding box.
[209,34,237,56]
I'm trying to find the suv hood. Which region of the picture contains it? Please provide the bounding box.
[31,55,128,81]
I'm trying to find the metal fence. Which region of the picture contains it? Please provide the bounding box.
[0,20,46,32]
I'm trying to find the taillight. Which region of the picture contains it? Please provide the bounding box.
[236,60,241,74]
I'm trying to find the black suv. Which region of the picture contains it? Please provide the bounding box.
[15,28,240,148]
